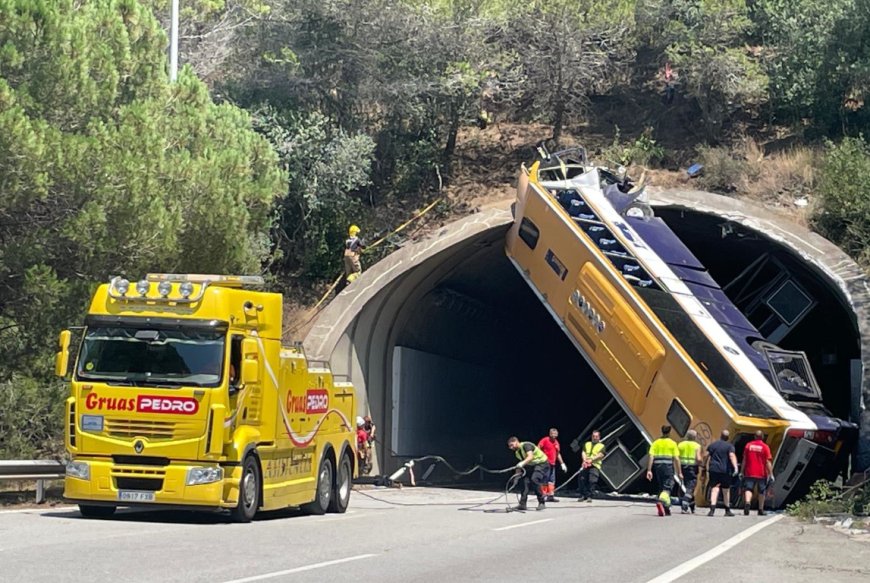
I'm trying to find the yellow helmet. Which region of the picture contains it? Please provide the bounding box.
[349,225,360,237]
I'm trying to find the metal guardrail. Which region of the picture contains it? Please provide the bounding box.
[0,460,66,504]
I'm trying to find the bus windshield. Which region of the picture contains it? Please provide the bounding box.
[76,326,225,387]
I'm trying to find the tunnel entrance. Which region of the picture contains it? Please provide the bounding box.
[389,227,612,473]
[308,201,869,481]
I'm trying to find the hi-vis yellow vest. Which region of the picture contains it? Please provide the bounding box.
[649,437,679,464]
[515,442,548,465]
[584,442,605,469]
[678,440,701,467]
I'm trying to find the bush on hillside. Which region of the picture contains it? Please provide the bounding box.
[0,376,66,460]
[813,137,870,266]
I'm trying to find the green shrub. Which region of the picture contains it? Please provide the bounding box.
[0,375,66,460]
[787,479,870,520]
[602,126,667,168]
[813,137,870,266]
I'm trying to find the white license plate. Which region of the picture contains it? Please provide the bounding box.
[118,490,155,502]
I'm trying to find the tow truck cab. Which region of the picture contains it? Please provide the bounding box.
[58,274,356,521]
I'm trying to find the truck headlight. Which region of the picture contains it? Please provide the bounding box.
[66,461,90,480]
[136,279,150,296]
[115,278,130,296]
[186,466,223,486]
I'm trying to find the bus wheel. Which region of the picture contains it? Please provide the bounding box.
[328,455,352,514]
[231,455,260,523]
[304,456,333,515]
[79,505,115,519]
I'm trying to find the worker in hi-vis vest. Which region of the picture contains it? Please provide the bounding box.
[578,430,606,502]
[678,429,703,513]
[646,424,682,517]
[507,436,549,511]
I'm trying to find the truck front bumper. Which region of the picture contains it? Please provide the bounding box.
[63,457,242,509]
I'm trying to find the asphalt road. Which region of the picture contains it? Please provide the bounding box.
[1,487,868,583]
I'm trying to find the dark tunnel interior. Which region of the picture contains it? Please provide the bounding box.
[357,209,861,485]
[657,208,861,422]
[391,235,611,477]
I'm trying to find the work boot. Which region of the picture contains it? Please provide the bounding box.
[707,508,715,517]
[513,504,527,512]
[537,502,546,511]
[725,508,735,517]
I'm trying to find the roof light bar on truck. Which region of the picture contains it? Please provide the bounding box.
[108,274,265,303]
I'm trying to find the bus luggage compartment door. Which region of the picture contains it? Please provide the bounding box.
[569,263,665,414]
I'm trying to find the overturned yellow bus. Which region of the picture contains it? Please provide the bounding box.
[505,147,857,507]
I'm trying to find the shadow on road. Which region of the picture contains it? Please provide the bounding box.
[35,505,326,525]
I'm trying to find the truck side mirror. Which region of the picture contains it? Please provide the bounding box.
[55,330,71,377]
[241,337,259,385]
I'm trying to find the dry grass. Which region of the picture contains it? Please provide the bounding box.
[687,138,821,226]
[740,139,819,199]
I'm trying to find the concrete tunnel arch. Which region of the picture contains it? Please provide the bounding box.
[304,189,870,479]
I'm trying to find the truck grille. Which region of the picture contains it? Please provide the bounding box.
[115,477,164,491]
[105,418,201,440]
[112,455,170,467]
[112,466,166,492]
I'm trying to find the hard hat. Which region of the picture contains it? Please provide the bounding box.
[349,225,360,236]
[356,416,365,427]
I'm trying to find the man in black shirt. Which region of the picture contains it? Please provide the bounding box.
[705,429,739,516]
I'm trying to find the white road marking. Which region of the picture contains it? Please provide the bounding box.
[645,514,784,583]
[220,554,377,583]
[492,518,553,531]
[312,512,369,523]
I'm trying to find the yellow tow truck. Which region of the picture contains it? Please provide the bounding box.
[56,274,357,522]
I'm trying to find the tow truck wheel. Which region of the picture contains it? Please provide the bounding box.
[231,455,260,523]
[328,455,352,514]
[78,505,115,519]
[304,456,333,515]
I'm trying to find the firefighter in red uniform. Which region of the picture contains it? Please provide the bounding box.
[356,417,370,475]
[537,428,567,502]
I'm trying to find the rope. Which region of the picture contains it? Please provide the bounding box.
[364,198,442,251]
[287,198,442,334]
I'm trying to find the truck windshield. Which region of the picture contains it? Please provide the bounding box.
[76,326,225,387]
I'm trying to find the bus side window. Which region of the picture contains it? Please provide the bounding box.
[519,218,540,250]
[229,336,243,392]
[667,399,690,437]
